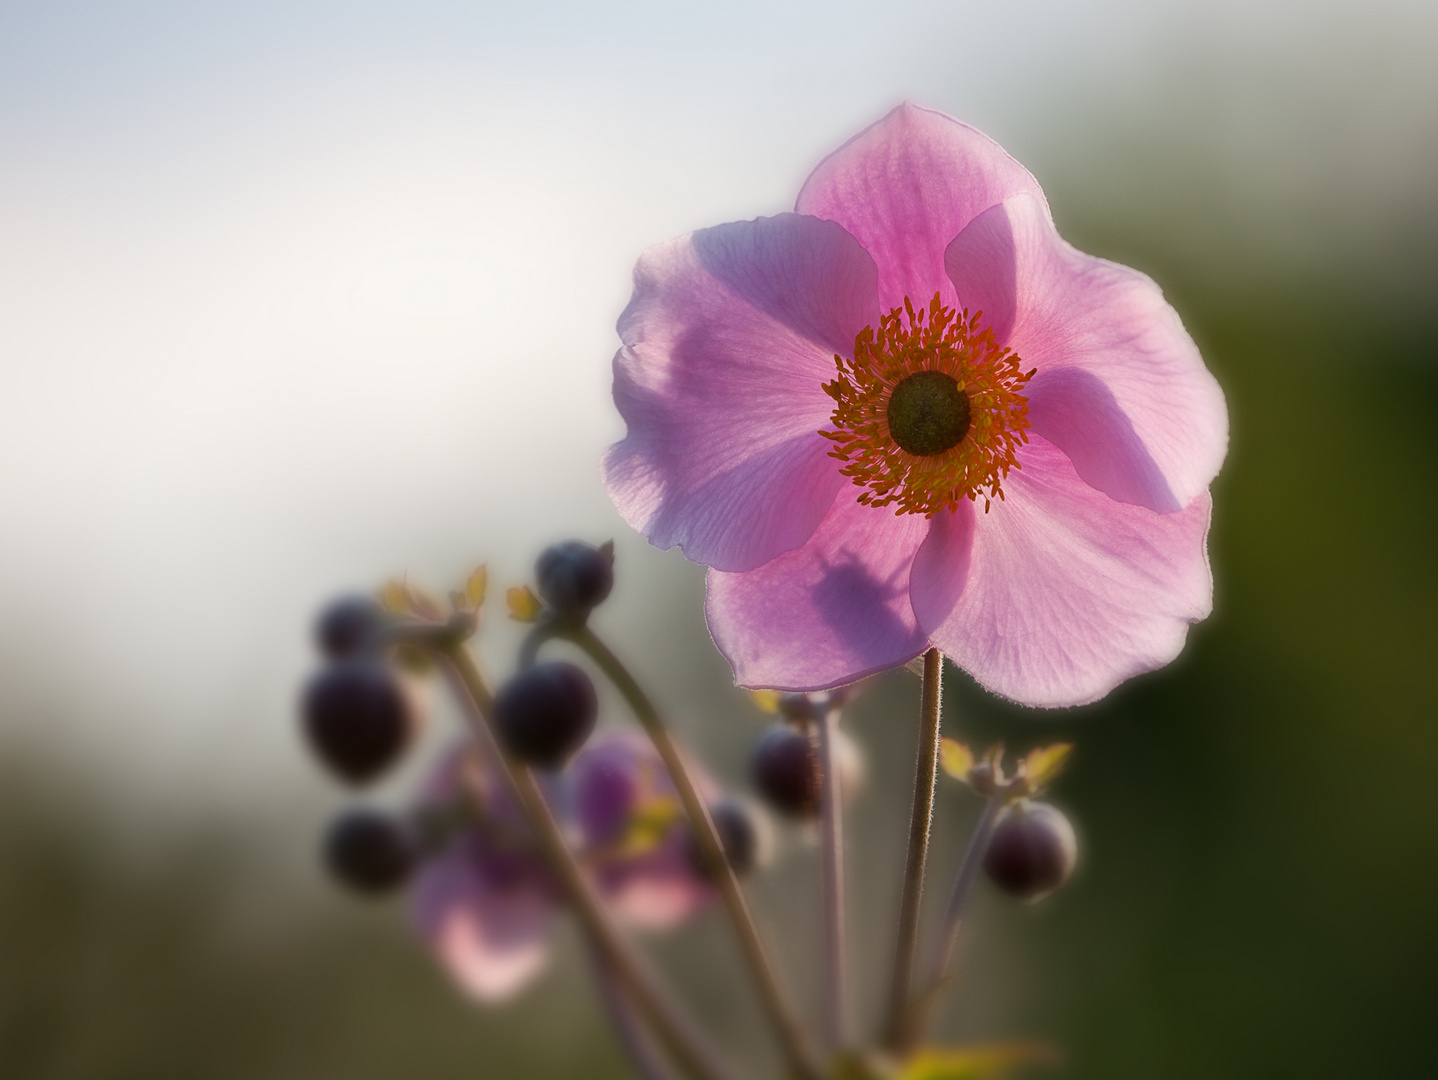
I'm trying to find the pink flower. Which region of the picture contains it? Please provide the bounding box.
[603,104,1227,707]
[411,733,720,1002]
[569,730,719,931]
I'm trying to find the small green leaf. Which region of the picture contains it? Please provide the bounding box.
[900,1043,1056,1080]
[748,689,781,714]
[1023,744,1073,791]
[464,565,488,608]
[940,737,975,782]
[506,585,543,622]
[379,579,411,614]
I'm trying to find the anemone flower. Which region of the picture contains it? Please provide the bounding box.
[604,103,1227,707]
[412,733,720,1001]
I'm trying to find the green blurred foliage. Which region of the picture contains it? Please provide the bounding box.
[0,763,633,1080]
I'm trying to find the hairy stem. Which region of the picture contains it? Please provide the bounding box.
[902,793,1001,1049]
[818,707,848,1051]
[565,624,824,1080]
[881,647,945,1050]
[440,645,738,1080]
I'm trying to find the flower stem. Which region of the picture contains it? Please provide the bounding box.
[586,941,681,1080]
[565,624,825,1080]
[440,644,738,1080]
[881,646,945,1050]
[901,793,1002,1050]
[817,706,848,1052]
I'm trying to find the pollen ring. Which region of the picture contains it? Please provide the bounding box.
[821,294,1034,516]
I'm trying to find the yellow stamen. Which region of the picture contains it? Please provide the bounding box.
[821,293,1034,515]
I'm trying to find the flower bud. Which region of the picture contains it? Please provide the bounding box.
[777,692,818,721]
[493,661,598,769]
[314,594,385,659]
[535,540,614,615]
[750,723,864,818]
[687,797,770,879]
[751,724,820,817]
[323,808,415,894]
[302,658,419,784]
[983,801,1077,901]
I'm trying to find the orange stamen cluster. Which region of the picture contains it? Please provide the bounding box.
[821,294,1034,515]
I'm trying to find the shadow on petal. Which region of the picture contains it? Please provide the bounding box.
[1028,366,1181,512]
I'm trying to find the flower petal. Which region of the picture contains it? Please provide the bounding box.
[597,840,715,931]
[796,102,1045,313]
[945,194,1228,512]
[706,489,930,690]
[910,436,1213,707]
[604,214,879,572]
[411,843,558,1002]
[571,732,718,930]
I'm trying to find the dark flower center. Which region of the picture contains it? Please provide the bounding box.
[886,370,971,456]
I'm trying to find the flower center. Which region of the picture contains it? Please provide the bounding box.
[886,370,971,456]
[821,294,1034,516]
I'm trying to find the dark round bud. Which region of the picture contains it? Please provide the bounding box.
[494,661,598,769]
[686,798,768,879]
[777,693,818,721]
[314,594,385,659]
[983,801,1077,902]
[324,808,415,894]
[535,541,614,615]
[302,658,418,784]
[751,724,820,818]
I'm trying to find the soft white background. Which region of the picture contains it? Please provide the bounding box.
[1,0,1434,831]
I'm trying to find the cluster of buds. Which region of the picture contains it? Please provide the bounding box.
[297,541,775,1001]
[295,540,1085,1080]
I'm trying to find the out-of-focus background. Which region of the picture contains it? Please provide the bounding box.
[2,1,1435,1077]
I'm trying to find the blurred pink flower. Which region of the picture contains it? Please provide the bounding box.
[569,730,718,931]
[411,734,719,1002]
[604,103,1227,707]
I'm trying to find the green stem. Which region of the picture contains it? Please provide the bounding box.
[564,624,825,1080]
[901,793,1001,1050]
[881,647,945,1050]
[818,707,848,1052]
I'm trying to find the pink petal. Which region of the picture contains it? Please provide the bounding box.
[604,214,879,572]
[910,436,1213,708]
[597,841,715,932]
[570,732,718,930]
[411,847,558,1002]
[796,102,1045,313]
[706,489,931,690]
[945,195,1228,512]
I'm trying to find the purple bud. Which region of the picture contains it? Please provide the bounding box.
[983,801,1077,901]
[314,594,385,659]
[324,808,415,894]
[302,658,419,784]
[535,541,614,615]
[751,724,820,818]
[493,661,597,770]
[686,798,769,879]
